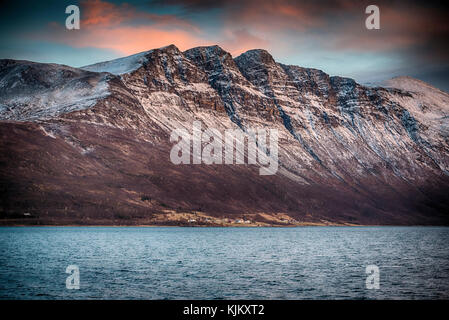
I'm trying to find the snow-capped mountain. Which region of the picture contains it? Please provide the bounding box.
[1,45,448,225]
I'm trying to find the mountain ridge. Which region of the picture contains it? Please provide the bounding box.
[1,44,448,226]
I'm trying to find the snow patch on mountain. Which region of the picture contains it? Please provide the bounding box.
[0,60,111,121]
[82,50,152,75]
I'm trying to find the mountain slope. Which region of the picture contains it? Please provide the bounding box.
[1,45,448,225]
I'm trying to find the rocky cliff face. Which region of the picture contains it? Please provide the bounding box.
[1,45,448,225]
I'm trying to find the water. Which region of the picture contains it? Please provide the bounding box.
[0,226,448,299]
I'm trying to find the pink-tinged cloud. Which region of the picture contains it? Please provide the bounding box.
[80,0,198,31]
[38,0,207,55]
[36,0,271,57]
[81,0,130,27]
[45,24,269,58]
[44,24,204,55]
[31,0,449,64]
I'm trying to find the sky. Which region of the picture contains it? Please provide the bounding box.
[1,0,448,91]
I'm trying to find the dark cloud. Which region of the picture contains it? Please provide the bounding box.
[150,0,233,11]
[151,0,449,70]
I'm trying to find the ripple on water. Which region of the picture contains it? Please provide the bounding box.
[0,226,448,299]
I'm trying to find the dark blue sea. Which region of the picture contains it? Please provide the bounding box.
[0,226,448,299]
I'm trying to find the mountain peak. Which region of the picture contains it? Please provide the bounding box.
[384,76,449,96]
[82,50,152,75]
[184,45,236,71]
[157,44,181,54]
[81,45,181,76]
[185,45,227,54]
[234,49,276,66]
[184,45,232,61]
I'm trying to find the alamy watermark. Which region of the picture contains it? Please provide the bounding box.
[365,5,380,30]
[65,5,80,30]
[66,265,80,289]
[366,265,380,289]
[169,121,278,175]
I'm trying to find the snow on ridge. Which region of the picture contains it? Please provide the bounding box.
[0,76,110,121]
[0,60,112,121]
[81,50,153,75]
[385,76,449,96]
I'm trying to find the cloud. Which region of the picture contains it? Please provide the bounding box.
[21,0,449,91]
[33,0,206,55]
[33,0,273,57]
[80,0,197,30]
[41,24,203,55]
[31,0,448,63]
[41,24,268,58]
[153,0,449,61]
[220,29,269,56]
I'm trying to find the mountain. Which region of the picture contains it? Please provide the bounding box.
[1,45,448,226]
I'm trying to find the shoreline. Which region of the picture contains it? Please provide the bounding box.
[0,223,354,227]
[2,212,445,227]
[0,212,360,227]
[0,223,446,227]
